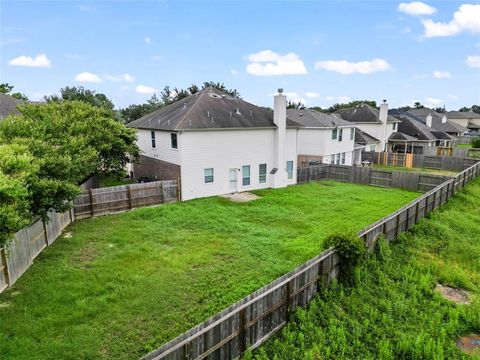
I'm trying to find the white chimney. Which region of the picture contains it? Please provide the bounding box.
[379,100,388,151]
[442,115,447,124]
[426,114,432,127]
[273,88,287,188]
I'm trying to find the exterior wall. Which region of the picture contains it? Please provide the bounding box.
[136,129,180,165]
[448,117,469,128]
[133,155,180,181]
[297,127,355,165]
[179,129,297,201]
[355,123,396,152]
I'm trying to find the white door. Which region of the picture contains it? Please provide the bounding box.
[229,168,238,192]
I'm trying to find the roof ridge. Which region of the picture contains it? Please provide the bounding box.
[175,89,208,130]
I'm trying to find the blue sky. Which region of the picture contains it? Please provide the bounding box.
[1,1,479,110]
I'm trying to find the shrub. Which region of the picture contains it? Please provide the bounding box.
[471,136,480,148]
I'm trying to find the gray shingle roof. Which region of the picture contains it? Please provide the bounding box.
[389,132,417,141]
[447,111,480,120]
[0,93,23,120]
[287,108,351,128]
[334,104,399,124]
[406,108,468,134]
[127,87,301,131]
[355,128,380,144]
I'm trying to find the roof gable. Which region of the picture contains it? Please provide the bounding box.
[334,104,398,124]
[287,108,351,128]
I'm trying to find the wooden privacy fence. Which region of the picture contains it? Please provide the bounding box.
[361,151,477,172]
[144,161,480,360]
[0,179,178,294]
[297,164,451,192]
[74,180,178,219]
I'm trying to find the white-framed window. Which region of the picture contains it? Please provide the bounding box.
[341,152,346,165]
[338,128,343,142]
[286,161,294,179]
[151,130,156,148]
[259,163,267,184]
[369,144,376,152]
[204,168,214,183]
[171,133,178,149]
[330,156,335,165]
[336,153,341,165]
[350,128,354,140]
[331,128,337,140]
[242,165,250,186]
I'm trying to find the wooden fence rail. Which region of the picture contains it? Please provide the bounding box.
[0,179,178,293]
[144,161,480,360]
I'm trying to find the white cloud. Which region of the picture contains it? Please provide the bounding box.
[422,4,480,38]
[466,55,480,68]
[74,72,103,83]
[306,92,320,98]
[104,73,135,82]
[231,69,238,76]
[398,2,437,16]
[433,70,451,78]
[135,85,158,94]
[144,37,151,44]
[425,97,443,107]
[314,58,391,74]
[8,53,52,68]
[246,50,307,76]
[152,55,163,61]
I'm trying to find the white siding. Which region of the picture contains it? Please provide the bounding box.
[136,129,180,165]
[179,129,297,201]
[298,127,355,165]
[355,123,396,152]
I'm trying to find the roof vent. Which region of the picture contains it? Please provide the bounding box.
[207,111,210,117]
[189,119,192,126]
[229,111,232,117]
[168,119,171,125]
[299,113,304,116]
[221,94,226,98]
[249,110,253,116]
[278,88,283,94]
[183,103,187,110]
[235,108,241,115]
[211,117,214,123]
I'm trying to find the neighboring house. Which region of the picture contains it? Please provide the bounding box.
[405,108,467,137]
[287,108,356,166]
[447,111,480,132]
[0,93,23,121]
[354,128,381,152]
[127,88,301,201]
[334,102,399,152]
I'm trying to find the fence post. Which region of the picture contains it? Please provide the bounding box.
[183,342,192,360]
[127,185,133,210]
[238,308,247,356]
[177,178,182,202]
[0,247,10,289]
[395,213,401,238]
[42,220,49,246]
[89,189,95,217]
[285,280,292,322]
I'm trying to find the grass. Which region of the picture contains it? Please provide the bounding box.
[372,164,459,177]
[457,144,473,149]
[251,178,480,360]
[98,175,134,187]
[0,181,418,360]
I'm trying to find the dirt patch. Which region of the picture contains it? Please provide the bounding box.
[435,284,470,304]
[0,302,10,308]
[221,192,260,203]
[63,232,73,238]
[72,246,98,268]
[457,335,480,355]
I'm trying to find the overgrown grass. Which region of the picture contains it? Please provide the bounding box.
[372,164,459,176]
[457,144,472,149]
[0,182,417,359]
[251,178,480,360]
[98,175,134,187]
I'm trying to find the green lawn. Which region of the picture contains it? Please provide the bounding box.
[252,178,480,360]
[98,175,135,187]
[372,164,459,177]
[457,144,472,149]
[0,182,418,359]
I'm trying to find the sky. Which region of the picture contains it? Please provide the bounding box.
[1,0,479,110]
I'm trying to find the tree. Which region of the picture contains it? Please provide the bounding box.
[459,106,471,112]
[287,101,304,109]
[414,102,424,109]
[0,101,139,223]
[471,105,480,114]
[0,82,29,100]
[434,106,446,113]
[202,81,240,98]
[120,94,162,123]
[398,105,412,112]
[44,86,115,112]
[326,100,377,113]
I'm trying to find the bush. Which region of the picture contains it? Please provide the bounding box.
[324,232,365,284]
[471,136,480,148]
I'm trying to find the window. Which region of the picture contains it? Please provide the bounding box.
[330,156,335,165]
[392,123,397,131]
[204,168,214,183]
[350,128,354,140]
[151,131,156,148]
[286,161,294,179]
[259,163,267,184]
[338,128,343,142]
[331,128,337,140]
[242,165,250,186]
[336,153,341,165]
[171,133,178,149]
[341,152,346,165]
[369,144,376,152]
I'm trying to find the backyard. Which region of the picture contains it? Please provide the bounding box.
[372,164,459,177]
[0,181,418,359]
[252,178,480,359]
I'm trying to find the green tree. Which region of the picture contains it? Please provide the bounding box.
[287,101,304,109]
[0,82,29,100]
[327,100,377,113]
[44,86,115,112]
[202,81,240,98]
[121,94,162,123]
[458,106,471,112]
[414,102,424,109]
[471,105,480,114]
[434,106,446,113]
